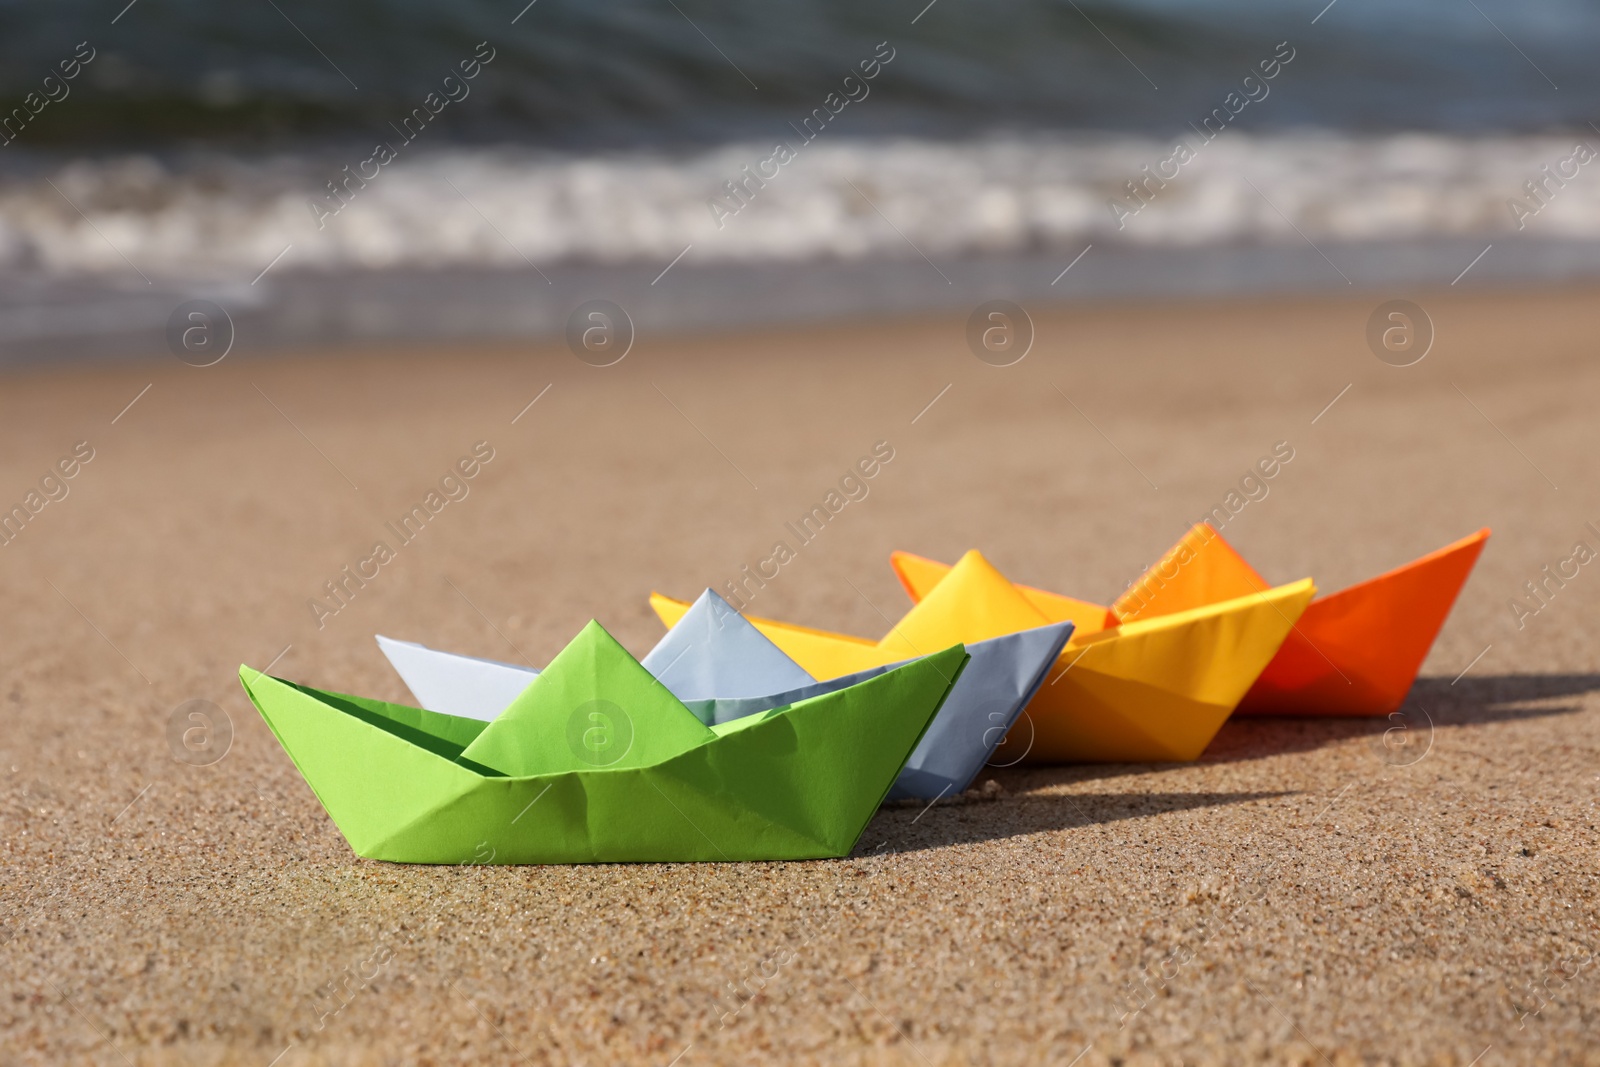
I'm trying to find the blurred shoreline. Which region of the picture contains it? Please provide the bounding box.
[6,0,1600,365]
[5,235,1600,367]
[5,125,1600,365]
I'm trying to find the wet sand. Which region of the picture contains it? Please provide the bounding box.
[1,286,1597,1065]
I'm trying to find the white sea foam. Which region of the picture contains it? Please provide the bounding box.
[2,131,1597,281]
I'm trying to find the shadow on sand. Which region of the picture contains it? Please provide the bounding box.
[861,789,1295,856]
[862,674,1598,853]
[993,672,1599,793]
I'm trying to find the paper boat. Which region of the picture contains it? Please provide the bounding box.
[1100,524,1491,715]
[379,590,1070,800]
[375,589,816,721]
[663,551,1316,763]
[240,621,967,864]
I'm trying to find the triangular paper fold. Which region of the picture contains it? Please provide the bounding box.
[375,635,535,722]
[376,590,816,722]
[639,589,816,700]
[458,620,715,777]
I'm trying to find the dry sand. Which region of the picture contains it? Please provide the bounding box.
[1,286,1597,1066]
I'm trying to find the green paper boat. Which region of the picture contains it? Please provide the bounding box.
[239,620,968,864]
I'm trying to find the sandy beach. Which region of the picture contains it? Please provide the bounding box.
[1,285,1597,1065]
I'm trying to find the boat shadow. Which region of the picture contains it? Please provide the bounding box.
[858,674,1597,856]
[861,789,1294,856]
[989,672,1600,791]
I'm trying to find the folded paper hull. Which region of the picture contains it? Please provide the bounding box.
[238,646,966,864]
[655,581,1314,764]
[1235,529,1490,716]
[886,622,1073,795]
[645,601,1076,798]
[1017,581,1313,761]
[694,625,1077,800]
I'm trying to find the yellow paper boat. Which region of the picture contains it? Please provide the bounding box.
[653,551,1316,763]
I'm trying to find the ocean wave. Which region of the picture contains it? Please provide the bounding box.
[1,132,1597,280]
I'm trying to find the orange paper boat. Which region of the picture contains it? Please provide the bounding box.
[893,526,1489,718]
